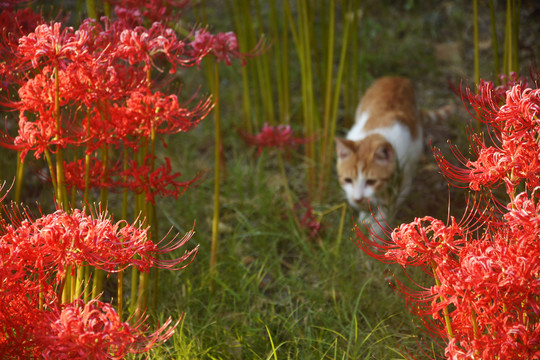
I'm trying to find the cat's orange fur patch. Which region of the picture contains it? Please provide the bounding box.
[357,77,419,138]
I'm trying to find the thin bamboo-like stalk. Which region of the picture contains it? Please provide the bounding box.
[503,0,512,74]
[210,61,221,274]
[85,0,97,19]
[512,0,521,72]
[317,0,353,200]
[488,0,500,78]
[232,0,253,132]
[270,0,286,124]
[473,0,480,86]
[294,0,317,194]
[254,1,275,126]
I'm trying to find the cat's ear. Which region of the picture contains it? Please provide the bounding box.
[335,138,354,159]
[374,143,394,165]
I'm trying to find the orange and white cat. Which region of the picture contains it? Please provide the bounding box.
[336,76,451,229]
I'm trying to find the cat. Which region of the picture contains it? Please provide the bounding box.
[335,76,453,232]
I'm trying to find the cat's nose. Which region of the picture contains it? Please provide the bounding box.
[353,197,364,204]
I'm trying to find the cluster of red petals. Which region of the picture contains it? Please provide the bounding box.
[0,203,196,357]
[355,81,540,359]
[241,122,307,155]
[436,82,540,194]
[295,200,323,239]
[190,28,265,67]
[120,156,201,204]
[0,17,213,202]
[38,299,177,359]
[121,89,212,137]
[3,207,153,277]
[116,21,197,72]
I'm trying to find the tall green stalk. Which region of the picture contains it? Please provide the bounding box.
[134,69,157,318]
[286,0,317,194]
[488,0,500,78]
[317,0,353,200]
[210,61,221,274]
[473,0,480,86]
[14,156,24,203]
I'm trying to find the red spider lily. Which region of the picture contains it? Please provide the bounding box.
[120,89,213,137]
[190,28,266,67]
[120,156,201,204]
[435,84,540,194]
[115,21,201,73]
[294,200,323,239]
[62,157,114,192]
[17,22,92,70]
[37,299,178,359]
[241,122,308,155]
[1,205,197,277]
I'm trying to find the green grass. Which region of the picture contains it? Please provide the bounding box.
[138,120,443,359]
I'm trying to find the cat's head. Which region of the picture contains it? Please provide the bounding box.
[335,134,395,209]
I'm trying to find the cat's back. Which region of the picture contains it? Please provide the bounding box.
[355,76,419,137]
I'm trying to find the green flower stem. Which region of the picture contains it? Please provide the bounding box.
[53,64,68,210]
[118,149,129,320]
[135,68,157,317]
[432,261,453,339]
[92,143,109,299]
[83,109,92,207]
[471,308,480,357]
[84,266,91,303]
[210,61,221,273]
[14,155,24,203]
[44,149,58,199]
[118,270,124,319]
[75,263,85,300]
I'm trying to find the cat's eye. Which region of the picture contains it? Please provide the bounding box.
[344,177,353,184]
[366,179,377,186]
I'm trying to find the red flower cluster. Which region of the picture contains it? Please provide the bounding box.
[241,122,307,155]
[295,200,323,239]
[190,28,265,67]
[437,83,540,194]
[0,17,214,203]
[0,202,196,358]
[355,80,540,359]
[39,299,177,360]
